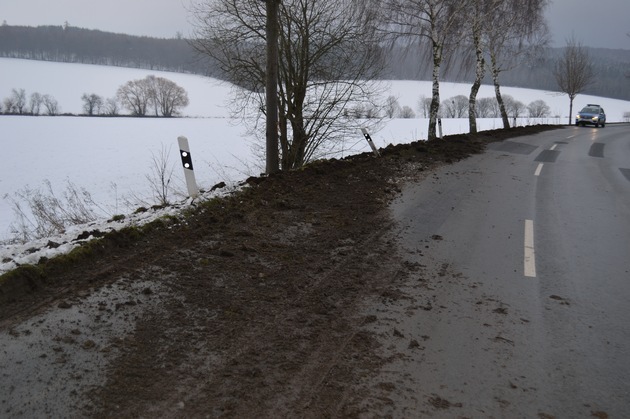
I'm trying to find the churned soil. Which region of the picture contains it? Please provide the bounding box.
[0,126,559,417]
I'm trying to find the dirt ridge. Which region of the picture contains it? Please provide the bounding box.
[0,126,561,417]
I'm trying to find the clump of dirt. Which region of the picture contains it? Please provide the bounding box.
[0,125,560,417]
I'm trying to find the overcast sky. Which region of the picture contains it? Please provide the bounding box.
[1,0,629,49]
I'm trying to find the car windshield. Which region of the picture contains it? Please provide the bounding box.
[581,107,600,113]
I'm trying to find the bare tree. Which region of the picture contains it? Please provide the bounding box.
[441,98,456,118]
[191,0,384,169]
[417,95,432,118]
[10,88,27,114]
[476,97,496,117]
[365,104,380,119]
[400,105,416,118]
[81,93,104,116]
[466,2,485,132]
[382,0,474,139]
[350,104,366,119]
[117,79,150,116]
[3,96,16,114]
[144,75,161,116]
[29,92,44,115]
[451,95,469,118]
[441,96,467,118]
[465,0,502,133]
[527,99,550,118]
[104,97,120,116]
[384,95,402,118]
[485,0,549,128]
[152,77,189,117]
[117,76,189,117]
[552,37,595,125]
[42,94,60,115]
[502,95,526,119]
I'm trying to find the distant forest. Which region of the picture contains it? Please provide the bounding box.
[387,45,630,101]
[1,24,629,100]
[0,24,218,76]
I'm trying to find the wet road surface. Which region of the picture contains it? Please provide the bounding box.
[369,125,630,417]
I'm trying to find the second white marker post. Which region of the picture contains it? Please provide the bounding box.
[177,135,199,198]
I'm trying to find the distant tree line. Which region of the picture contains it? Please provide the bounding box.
[1,76,189,116]
[436,95,551,119]
[2,88,61,115]
[0,24,220,77]
[1,24,628,102]
[347,95,552,120]
[386,43,630,102]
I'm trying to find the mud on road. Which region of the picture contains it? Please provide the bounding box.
[0,126,558,417]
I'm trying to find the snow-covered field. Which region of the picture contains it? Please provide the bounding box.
[1,57,629,271]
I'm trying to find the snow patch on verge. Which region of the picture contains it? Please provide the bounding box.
[0,182,242,275]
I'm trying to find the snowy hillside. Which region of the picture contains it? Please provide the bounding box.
[1,57,629,251]
[2,58,629,121]
[0,58,232,117]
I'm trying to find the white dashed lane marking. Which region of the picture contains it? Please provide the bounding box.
[524,219,536,278]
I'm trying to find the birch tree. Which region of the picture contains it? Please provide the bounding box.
[381,0,473,139]
[465,0,502,133]
[484,0,549,128]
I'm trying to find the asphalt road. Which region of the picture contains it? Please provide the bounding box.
[371,125,630,417]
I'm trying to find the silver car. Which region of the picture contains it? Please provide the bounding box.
[576,104,606,127]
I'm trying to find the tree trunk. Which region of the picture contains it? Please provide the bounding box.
[428,42,442,140]
[490,53,510,128]
[265,0,280,174]
[468,22,484,134]
[279,108,289,170]
[568,94,575,125]
[290,121,308,169]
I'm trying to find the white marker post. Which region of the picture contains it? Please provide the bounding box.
[177,136,199,198]
[360,128,381,157]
